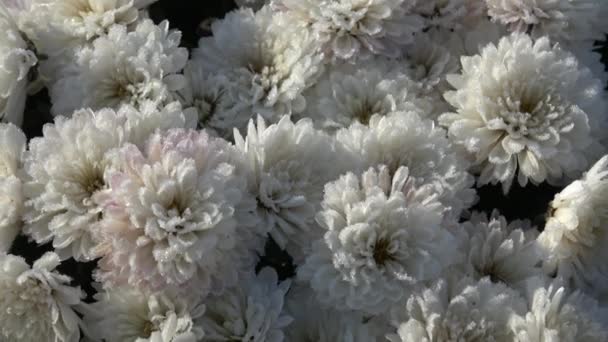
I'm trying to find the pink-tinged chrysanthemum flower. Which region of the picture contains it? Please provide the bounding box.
[95,128,261,297]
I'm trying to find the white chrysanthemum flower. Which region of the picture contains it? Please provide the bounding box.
[538,155,608,297]
[458,210,542,287]
[82,286,205,342]
[23,109,125,261]
[95,128,261,296]
[0,5,37,126]
[413,0,486,31]
[50,19,188,116]
[485,0,608,42]
[300,57,432,130]
[509,277,608,341]
[336,111,476,223]
[0,252,83,342]
[179,59,242,139]
[193,7,323,125]
[234,116,346,261]
[388,277,526,341]
[299,165,460,315]
[275,0,424,59]
[0,123,26,252]
[285,284,384,342]
[440,33,607,193]
[18,0,157,57]
[196,268,292,342]
[23,102,191,261]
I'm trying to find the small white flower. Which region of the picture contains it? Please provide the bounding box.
[0,252,84,342]
[457,210,543,287]
[387,277,526,342]
[0,6,37,126]
[285,284,385,342]
[538,155,608,297]
[0,123,26,252]
[95,128,261,296]
[299,165,460,315]
[440,33,607,193]
[336,111,476,223]
[274,0,424,59]
[50,19,188,116]
[82,286,205,342]
[509,277,608,341]
[486,0,608,42]
[300,57,432,130]
[193,7,323,125]
[196,268,292,342]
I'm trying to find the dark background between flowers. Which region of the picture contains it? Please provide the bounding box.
[9,1,608,301]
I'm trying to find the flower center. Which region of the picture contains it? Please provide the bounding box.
[373,238,395,266]
[142,320,155,338]
[353,99,377,125]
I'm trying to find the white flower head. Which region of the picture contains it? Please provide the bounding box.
[274,0,424,59]
[300,57,433,130]
[179,59,240,139]
[388,277,526,341]
[196,268,292,342]
[440,33,607,193]
[0,123,26,252]
[193,7,323,125]
[234,115,347,261]
[95,128,261,296]
[285,284,384,342]
[486,0,608,42]
[0,5,37,126]
[538,155,608,297]
[0,252,84,342]
[50,19,188,116]
[82,286,205,342]
[336,111,476,223]
[23,108,126,261]
[298,165,461,315]
[509,277,608,341]
[458,210,543,287]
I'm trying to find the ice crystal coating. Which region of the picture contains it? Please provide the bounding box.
[538,155,608,297]
[300,57,432,130]
[0,252,83,342]
[485,0,608,42]
[509,277,608,341]
[387,277,526,342]
[196,268,292,342]
[234,115,346,261]
[82,286,205,342]
[440,33,607,193]
[0,123,26,252]
[0,5,37,126]
[274,0,424,59]
[336,111,476,222]
[95,128,261,295]
[299,165,460,315]
[193,7,323,127]
[50,19,188,116]
[457,210,542,287]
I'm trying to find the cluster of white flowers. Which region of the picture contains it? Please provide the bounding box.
[1,0,608,340]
